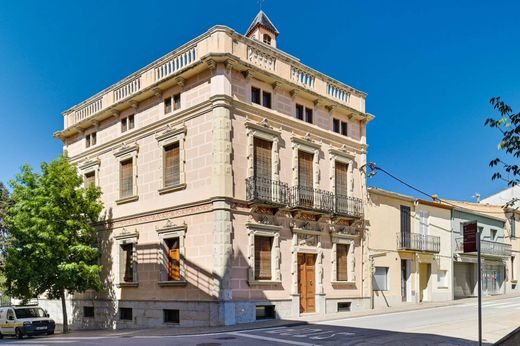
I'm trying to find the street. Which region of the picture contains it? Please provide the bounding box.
[2,296,519,345]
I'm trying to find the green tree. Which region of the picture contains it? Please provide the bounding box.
[3,154,103,333]
[0,182,12,302]
[485,97,520,206]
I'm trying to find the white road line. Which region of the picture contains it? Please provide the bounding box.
[229,331,320,346]
[494,303,520,309]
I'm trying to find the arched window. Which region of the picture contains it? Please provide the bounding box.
[263,34,272,45]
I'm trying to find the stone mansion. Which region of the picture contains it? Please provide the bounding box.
[49,11,374,328]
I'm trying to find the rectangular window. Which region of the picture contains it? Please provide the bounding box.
[121,117,127,132]
[86,134,91,148]
[337,302,351,312]
[333,118,340,133]
[120,159,134,198]
[400,206,411,234]
[251,87,261,105]
[298,151,313,188]
[163,309,180,324]
[419,211,429,236]
[341,122,348,136]
[256,305,275,320]
[85,132,96,148]
[490,229,497,241]
[84,171,96,188]
[262,91,272,109]
[305,108,313,124]
[121,115,135,133]
[335,162,348,196]
[296,104,304,120]
[164,97,172,114]
[511,217,516,238]
[437,270,448,288]
[253,138,272,179]
[165,237,181,281]
[120,243,134,283]
[254,235,272,280]
[173,93,181,110]
[373,266,389,291]
[512,256,516,281]
[128,114,135,130]
[119,308,132,321]
[83,306,94,318]
[163,142,180,187]
[337,244,349,281]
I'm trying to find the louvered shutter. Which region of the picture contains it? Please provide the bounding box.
[335,162,348,196]
[120,159,133,198]
[120,244,134,283]
[254,138,272,179]
[167,238,180,281]
[337,244,348,281]
[164,143,180,187]
[298,151,313,188]
[255,236,272,280]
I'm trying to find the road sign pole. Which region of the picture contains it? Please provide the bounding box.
[477,227,482,346]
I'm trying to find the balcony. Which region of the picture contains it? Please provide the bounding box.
[335,194,363,218]
[289,185,334,214]
[397,232,441,253]
[455,237,512,257]
[246,176,289,207]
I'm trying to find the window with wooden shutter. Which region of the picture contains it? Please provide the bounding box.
[400,206,411,234]
[254,138,272,179]
[84,171,96,188]
[255,236,272,280]
[120,159,133,198]
[298,151,313,188]
[337,244,349,281]
[164,143,180,187]
[335,162,348,196]
[120,243,134,283]
[166,238,181,281]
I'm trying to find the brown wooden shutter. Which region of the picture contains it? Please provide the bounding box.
[166,238,180,281]
[120,159,133,198]
[335,162,348,196]
[337,244,348,281]
[255,236,272,280]
[298,151,313,188]
[120,243,134,282]
[254,138,272,179]
[164,143,180,187]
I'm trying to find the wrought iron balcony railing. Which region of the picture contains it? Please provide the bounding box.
[289,185,334,213]
[397,232,441,253]
[335,194,363,218]
[455,237,511,257]
[246,176,289,206]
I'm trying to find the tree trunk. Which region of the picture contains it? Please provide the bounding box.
[60,288,69,334]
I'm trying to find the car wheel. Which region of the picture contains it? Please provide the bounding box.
[47,331,54,335]
[15,328,23,339]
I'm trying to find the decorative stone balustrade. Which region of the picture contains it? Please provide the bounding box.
[61,26,367,133]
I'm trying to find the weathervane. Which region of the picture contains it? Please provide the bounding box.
[258,0,264,10]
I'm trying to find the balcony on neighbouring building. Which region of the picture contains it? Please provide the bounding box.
[335,194,363,218]
[455,237,512,257]
[289,185,334,214]
[397,232,441,253]
[246,176,289,207]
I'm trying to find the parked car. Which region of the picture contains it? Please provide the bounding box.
[0,306,55,339]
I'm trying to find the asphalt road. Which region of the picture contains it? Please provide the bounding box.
[2,296,520,345]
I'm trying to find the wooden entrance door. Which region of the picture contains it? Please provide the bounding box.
[298,253,316,313]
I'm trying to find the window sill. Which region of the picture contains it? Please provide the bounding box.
[437,286,449,289]
[158,280,187,287]
[117,282,139,288]
[158,183,187,195]
[331,281,356,286]
[116,195,139,205]
[248,280,282,286]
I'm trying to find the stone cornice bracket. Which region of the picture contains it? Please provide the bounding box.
[289,89,299,101]
[152,88,162,98]
[326,105,336,115]
[206,59,217,73]
[129,100,139,110]
[272,81,282,92]
[348,113,354,120]
[111,110,120,119]
[314,98,324,108]
[175,76,185,88]
[92,120,100,130]
[225,59,235,74]
[74,126,84,135]
[242,69,254,81]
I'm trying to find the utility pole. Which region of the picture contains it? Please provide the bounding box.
[477,226,482,346]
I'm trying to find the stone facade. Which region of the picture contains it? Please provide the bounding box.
[51,12,373,329]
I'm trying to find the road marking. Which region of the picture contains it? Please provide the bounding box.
[494,303,520,309]
[229,331,319,346]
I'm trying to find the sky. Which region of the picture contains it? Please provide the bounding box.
[0,0,519,201]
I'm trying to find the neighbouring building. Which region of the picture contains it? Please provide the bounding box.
[48,11,374,329]
[366,188,453,308]
[449,201,512,298]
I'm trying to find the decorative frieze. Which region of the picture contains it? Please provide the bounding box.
[247,46,276,71]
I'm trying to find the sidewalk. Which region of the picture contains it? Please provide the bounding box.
[59,293,520,338]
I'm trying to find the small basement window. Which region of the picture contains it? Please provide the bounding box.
[163,309,180,323]
[119,307,133,321]
[256,305,275,320]
[83,306,94,318]
[337,302,351,312]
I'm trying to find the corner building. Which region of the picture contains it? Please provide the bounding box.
[50,11,374,328]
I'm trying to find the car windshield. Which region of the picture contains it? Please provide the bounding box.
[14,307,46,319]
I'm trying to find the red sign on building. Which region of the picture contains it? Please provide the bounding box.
[463,221,478,253]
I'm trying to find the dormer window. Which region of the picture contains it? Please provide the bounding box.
[263,34,272,45]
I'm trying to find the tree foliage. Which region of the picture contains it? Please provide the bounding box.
[485,97,520,206]
[3,154,103,331]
